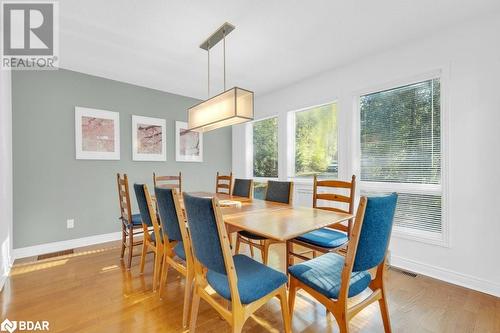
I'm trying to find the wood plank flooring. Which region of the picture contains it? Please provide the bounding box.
[2,241,499,333]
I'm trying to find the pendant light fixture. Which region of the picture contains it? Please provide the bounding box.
[187,22,254,132]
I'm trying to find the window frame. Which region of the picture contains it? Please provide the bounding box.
[286,100,340,181]
[249,115,280,181]
[353,70,450,247]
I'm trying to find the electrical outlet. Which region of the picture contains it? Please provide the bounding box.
[67,219,74,229]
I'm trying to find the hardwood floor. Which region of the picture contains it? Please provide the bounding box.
[2,241,499,333]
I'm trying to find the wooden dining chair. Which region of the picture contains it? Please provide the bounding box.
[288,193,398,333]
[216,172,232,194]
[134,183,163,291]
[117,174,144,269]
[183,193,291,333]
[153,171,182,192]
[235,180,293,265]
[231,178,254,198]
[287,175,356,266]
[155,187,194,328]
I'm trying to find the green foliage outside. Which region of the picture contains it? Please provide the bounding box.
[360,79,441,184]
[294,104,338,178]
[253,117,278,177]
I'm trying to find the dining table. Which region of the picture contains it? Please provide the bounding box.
[186,192,353,242]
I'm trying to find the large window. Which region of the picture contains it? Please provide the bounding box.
[253,117,278,178]
[360,78,443,239]
[293,103,338,178]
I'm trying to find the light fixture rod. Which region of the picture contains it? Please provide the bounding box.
[207,43,210,97]
[223,29,226,90]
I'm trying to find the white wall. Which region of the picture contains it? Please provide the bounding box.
[0,69,13,291]
[233,13,500,296]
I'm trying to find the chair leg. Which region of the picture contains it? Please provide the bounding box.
[139,239,147,274]
[159,253,169,298]
[332,309,349,333]
[127,227,134,269]
[249,240,255,258]
[286,241,293,268]
[182,271,194,328]
[232,311,245,333]
[288,277,298,320]
[261,241,269,265]
[120,226,126,259]
[153,249,162,291]
[189,288,201,333]
[379,294,392,333]
[235,235,241,254]
[278,287,292,333]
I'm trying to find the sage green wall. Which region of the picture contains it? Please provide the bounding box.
[12,69,232,248]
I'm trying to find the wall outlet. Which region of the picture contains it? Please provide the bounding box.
[67,219,74,229]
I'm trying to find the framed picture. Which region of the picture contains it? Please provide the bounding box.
[176,121,203,162]
[132,115,166,161]
[75,107,120,160]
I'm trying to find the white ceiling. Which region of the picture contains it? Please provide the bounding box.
[59,0,500,99]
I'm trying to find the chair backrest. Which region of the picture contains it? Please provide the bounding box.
[183,194,229,274]
[153,172,182,193]
[216,172,232,194]
[154,187,183,242]
[313,175,356,234]
[232,178,253,198]
[352,193,398,272]
[265,180,293,204]
[117,173,132,223]
[134,184,162,247]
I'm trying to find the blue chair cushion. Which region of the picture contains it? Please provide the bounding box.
[123,213,142,227]
[296,228,348,248]
[131,214,142,225]
[238,230,267,240]
[288,253,371,299]
[207,254,287,304]
[174,242,186,261]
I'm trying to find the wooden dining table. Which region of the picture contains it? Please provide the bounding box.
[186,192,353,242]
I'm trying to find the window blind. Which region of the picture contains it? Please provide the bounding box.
[360,78,443,236]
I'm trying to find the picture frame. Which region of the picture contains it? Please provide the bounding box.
[176,121,203,162]
[75,106,120,160]
[132,115,167,161]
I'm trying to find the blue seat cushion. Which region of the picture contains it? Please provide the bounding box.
[123,213,142,227]
[173,242,186,261]
[296,228,348,248]
[238,230,267,240]
[288,253,371,299]
[207,254,287,304]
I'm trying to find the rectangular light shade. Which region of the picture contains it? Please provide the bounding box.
[188,87,254,132]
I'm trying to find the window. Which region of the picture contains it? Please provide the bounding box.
[360,78,444,239]
[293,103,338,178]
[252,117,278,178]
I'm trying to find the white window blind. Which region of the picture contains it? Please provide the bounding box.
[359,78,443,238]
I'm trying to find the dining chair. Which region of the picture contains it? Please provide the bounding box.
[288,193,398,333]
[235,180,293,265]
[153,171,182,192]
[155,187,194,328]
[117,174,144,269]
[216,171,232,194]
[134,183,163,291]
[287,175,356,266]
[231,178,254,198]
[183,193,291,333]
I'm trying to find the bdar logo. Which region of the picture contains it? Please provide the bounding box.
[0,318,17,333]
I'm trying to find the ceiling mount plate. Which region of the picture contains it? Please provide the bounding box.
[199,22,235,51]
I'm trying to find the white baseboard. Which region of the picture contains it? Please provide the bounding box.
[0,254,14,292]
[12,231,122,260]
[391,255,500,297]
